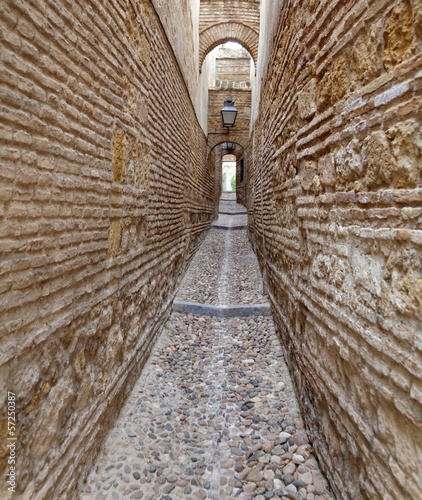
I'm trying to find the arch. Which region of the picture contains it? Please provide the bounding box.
[199,22,259,72]
[208,135,249,152]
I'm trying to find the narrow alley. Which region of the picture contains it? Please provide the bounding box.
[1,1,421,498]
[79,196,333,500]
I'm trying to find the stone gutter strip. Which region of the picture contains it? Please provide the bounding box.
[212,224,247,230]
[218,211,248,215]
[173,300,271,317]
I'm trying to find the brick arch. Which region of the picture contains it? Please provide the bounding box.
[208,136,249,152]
[199,23,258,72]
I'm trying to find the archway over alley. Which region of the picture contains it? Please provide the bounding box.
[0,1,420,499]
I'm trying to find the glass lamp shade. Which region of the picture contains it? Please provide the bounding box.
[221,97,238,128]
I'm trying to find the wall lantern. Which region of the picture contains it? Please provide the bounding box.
[226,142,234,150]
[221,97,238,128]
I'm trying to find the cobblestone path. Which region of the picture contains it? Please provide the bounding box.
[79,196,334,500]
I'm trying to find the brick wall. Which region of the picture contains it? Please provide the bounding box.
[249,0,422,498]
[0,0,214,497]
[199,0,260,69]
[199,0,260,32]
[207,88,251,152]
[236,155,247,206]
[151,0,198,99]
[209,146,222,205]
[216,58,251,82]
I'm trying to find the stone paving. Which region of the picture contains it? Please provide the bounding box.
[79,197,334,500]
[176,229,266,306]
[218,193,246,214]
[212,213,248,228]
[212,195,248,229]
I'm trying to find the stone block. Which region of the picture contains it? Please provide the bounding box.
[384,0,414,68]
[247,1,422,499]
[297,79,317,119]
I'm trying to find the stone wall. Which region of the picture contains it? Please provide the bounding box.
[0,0,214,498]
[249,0,422,498]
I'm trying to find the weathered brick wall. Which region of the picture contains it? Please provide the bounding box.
[151,0,215,133]
[151,0,198,98]
[236,154,247,206]
[216,58,251,82]
[206,146,221,214]
[207,88,251,151]
[199,0,260,70]
[0,0,214,498]
[208,86,250,200]
[199,0,260,32]
[250,0,422,498]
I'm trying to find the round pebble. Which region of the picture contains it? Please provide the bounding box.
[78,212,334,500]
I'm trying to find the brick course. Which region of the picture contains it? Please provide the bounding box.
[207,88,251,152]
[1,0,422,498]
[248,1,422,498]
[0,0,214,497]
[199,0,260,70]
